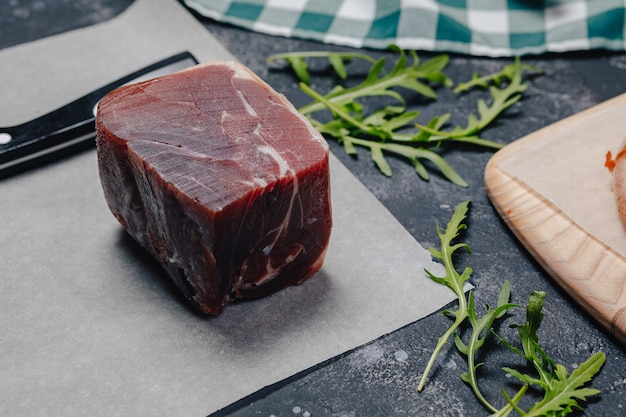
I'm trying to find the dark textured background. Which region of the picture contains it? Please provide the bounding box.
[2,1,625,416]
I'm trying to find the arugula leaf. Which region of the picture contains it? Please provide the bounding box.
[301,82,469,186]
[417,200,472,392]
[420,202,605,417]
[453,57,543,93]
[297,48,452,115]
[497,291,606,416]
[418,201,517,402]
[415,70,527,146]
[455,281,518,412]
[267,50,378,84]
[268,47,539,186]
[284,56,310,85]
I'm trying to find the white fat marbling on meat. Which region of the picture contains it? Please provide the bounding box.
[252,177,268,187]
[236,89,257,117]
[230,62,256,81]
[220,110,229,125]
[243,172,303,286]
[257,144,291,177]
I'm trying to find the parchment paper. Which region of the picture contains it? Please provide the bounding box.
[498,93,626,256]
[0,1,458,415]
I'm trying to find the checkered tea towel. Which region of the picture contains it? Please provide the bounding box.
[184,0,626,57]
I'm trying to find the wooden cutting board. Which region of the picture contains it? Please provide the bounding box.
[485,92,626,345]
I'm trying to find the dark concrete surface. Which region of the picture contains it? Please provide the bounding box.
[2,1,625,416]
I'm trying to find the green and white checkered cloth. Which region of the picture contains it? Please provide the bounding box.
[184,0,626,56]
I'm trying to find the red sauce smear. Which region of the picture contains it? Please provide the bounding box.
[605,148,626,172]
[606,151,616,172]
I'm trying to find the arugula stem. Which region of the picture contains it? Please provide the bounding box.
[299,73,409,115]
[267,51,378,64]
[465,329,497,412]
[434,135,504,150]
[490,385,528,417]
[300,83,388,138]
[418,308,467,392]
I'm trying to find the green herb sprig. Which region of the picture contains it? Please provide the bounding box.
[416,200,518,401]
[294,47,453,114]
[420,201,605,416]
[496,291,606,416]
[267,47,540,187]
[414,70,528,147]
[453,57,543,93]
[417,199,476,390]
[299,82,469,186]
[267,50,378,84]
[455,281,518,412]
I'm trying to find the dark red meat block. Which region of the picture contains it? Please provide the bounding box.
[95,61,332,315]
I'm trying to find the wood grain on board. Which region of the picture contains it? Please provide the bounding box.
[485,92,626,345]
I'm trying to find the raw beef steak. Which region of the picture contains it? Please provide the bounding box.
[95,61,332,315]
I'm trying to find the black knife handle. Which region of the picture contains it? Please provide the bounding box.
[0,51,198,178]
